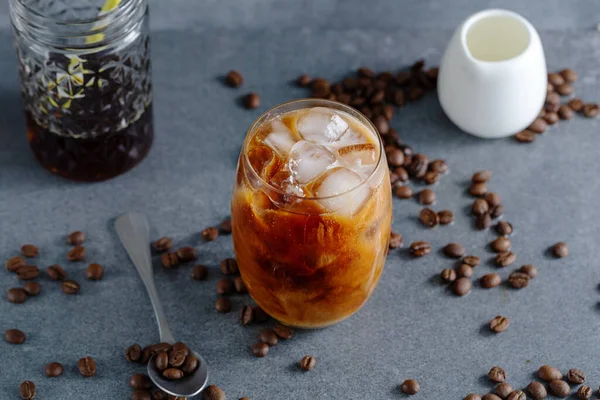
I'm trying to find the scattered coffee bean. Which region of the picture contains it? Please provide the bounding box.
[526,381,547,400]
[176,247,197,262]
[163,368,184,380]
[401,379,420,395]
[508,272,530,289]
[253,306,269,323]
[464,394,482,400]
[476,213,492,230]
[203,385,226,400]
[296,74,312,87]
[546,91,561,106]
[219,218,232,234]
[251,342,269,357]
[429,160,448,174]
[560,68,578,83]
[300,355,316,371]
[5,328,26,344]
[441,268,457,283]
[226,70,244,87]
[495,382,513,398]
[548,72,565,86]
[161,253,179,268]
[6,256,25,272]
[567,368,585,384]
[551,242,568,258]
[220,258,239,275]
[395,185,413,199]
[490,204,504,218]
[470,182,488,196]
[496,251,516,267]
[568,98,584,112]
[21,244,39,258]
[132,390,151,400]
[386,149,405,167]
[259,329,278,346]
[19,381,36,400]
[392,167,409,183]
[86,263,104,280]
[444,243,465,258]
[389,231,404,249]
[496,221,513,236]
[217,278,234,295]
[16,265,39,280]
[419,208,438,228]
[67,245,85,261]
[182,354,199,375]
[472,199,489,216]
[515,130,536,143]
[456,264,473,278]
[47,264,67,281]
[558,105,574,120]
[423,171,439,185]
[484,192,501,207]
[45,362,64,377]
[273,323,293,339]
[507,390,526,400]
[417,189,435,205]
[472,170,492,183]
[452,277,472,296]
[544,112,559,125]
[130,374,153,390]
[240,305,254,325]
[463,256,480,267]
[488,366,507,383]
[577,385,592,400]
[538,365,563,381]
[408,154,429,178]
[519,264,537,279]
[482,395,501,400]
[549,380,570,397]
[8,288,28,303]
[233,277,247,293]
[373,115,389,135]
[410,241,432,257]
[438,210,454,225]
[481,273,502,289]
[529,118,548,133]
[125,343,142,362]
[215,297,232,313]
[23,281,41,296]
[556,83,573,96]
[583,103,599,118]
[490,315,510,333]
[491,237,511,253]
[78,356,97,377]
[67,231,86,245]
[201,227,219,242]
[61,279,80,294]
[191,265,208,281]
[244,92,260,109]
[152,237,172,253]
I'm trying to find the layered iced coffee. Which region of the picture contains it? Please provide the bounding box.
[232,99,392,328]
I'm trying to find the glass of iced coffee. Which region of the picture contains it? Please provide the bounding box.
[231,99,392,328]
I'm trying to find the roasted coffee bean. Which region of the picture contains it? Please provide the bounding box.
[408,154,429,178]
[464,394,482,400]
[452,277,472,296]
[386,149,405,167]
[296,74,312,87]
[350,96,366,107]
[548,72,565,86]
[546,91,561,106]
[5,328,26,344]
[393,89,406,107]
[438,210,453,225]
[476,213,492,230]
[583,103,599,118]
[496,221,513,236]
[472,199,490,216]
[551,242,568,258]
[201,227,219,242]
[176,246,197,262]
[389,231,403,249]
[396,71,411,85]
[401,379,420,395]
[130,373,153,390]
[507,390,526,400]
[47,264,67,280]
[484,192,501,207]
[8,288,28,304]
[240,305,254,325]
[150,343,172,357]
[373,115,390,135]
[491,237,511,253]
[45,362,64,377]
[547,81,554,94]
[169,342,189,367]
[519,264,537,279]
[67,245,85,261]
[490,204,504,219]
[23,281,41,296]
[429,159,448,174]
[132,390,152,400]
[16,265,39,280]
[155,351,168,371]
[85,263,104,281]
[140,346,152,364]
[78,356,97,377]
[220,258,238,275]
[481,273,502,289]
[61,279,80,294]
[300,355,316,371]
[483,394,502,400]
[163,368,184,380]
[526,381,547,400]
[357,67,375,78]
[418,189,436,205]
[508,272,529,289]
[215,297,232,313]
[244,93,261,109]
[21,244,39,258]
[182,354,199,375]
[444,243,465,258]
[408,87,424,101]
[488,366,507,383]
[219,218,233,234]
[191,265,208,281]
[233,276,247,293]
[259,328,278,346]
[226,70,244,87]
[273,323,293,339]
[495,382,513,398]
[410,241,431,257]
[544,112,559,125]
[577,385,592,400]
[496,251,516,267]
[555,83,573,96]
[419,208,439,228]
[558,105,574,120]
[470,182,488,196]
[560,68,578,82]
[370,90,385,104]
[548,380,570,397]
[217,278,234,295]
[395,185,413,199]
[441,268,457,283]
[490,315,510,333]
[515,130,536,143]
[394,167,409,183]
[422,171,439,185]
[567,368,585,384]
[538,365,563,381]
[67,231,86,245]
[152,237,172,253]
[19,381,36,400]
[203,385,226,400]
[456,264,473,278]
[568,98,584,112]
[472,170,492,183]
[529,118,548,133]
[6,256,25,272]
[125,343,142,362]
[253,306,269,323]
[251,342,269,357]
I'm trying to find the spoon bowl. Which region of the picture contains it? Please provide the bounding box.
[147,350,209,397]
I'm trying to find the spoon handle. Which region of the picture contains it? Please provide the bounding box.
[115,212,175,344]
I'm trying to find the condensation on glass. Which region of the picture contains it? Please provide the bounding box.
[10,0,153,181]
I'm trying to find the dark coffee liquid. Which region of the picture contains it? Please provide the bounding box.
[26,107,153,182]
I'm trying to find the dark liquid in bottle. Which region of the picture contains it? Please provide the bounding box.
[26,107,153,182]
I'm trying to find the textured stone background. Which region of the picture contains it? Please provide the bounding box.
[1,1,600,398]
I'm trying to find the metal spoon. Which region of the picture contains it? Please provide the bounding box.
[115,212,209,398]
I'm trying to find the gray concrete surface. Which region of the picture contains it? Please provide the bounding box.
[1,1,600,398]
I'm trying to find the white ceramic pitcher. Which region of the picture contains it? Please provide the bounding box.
[438,9,547,138]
